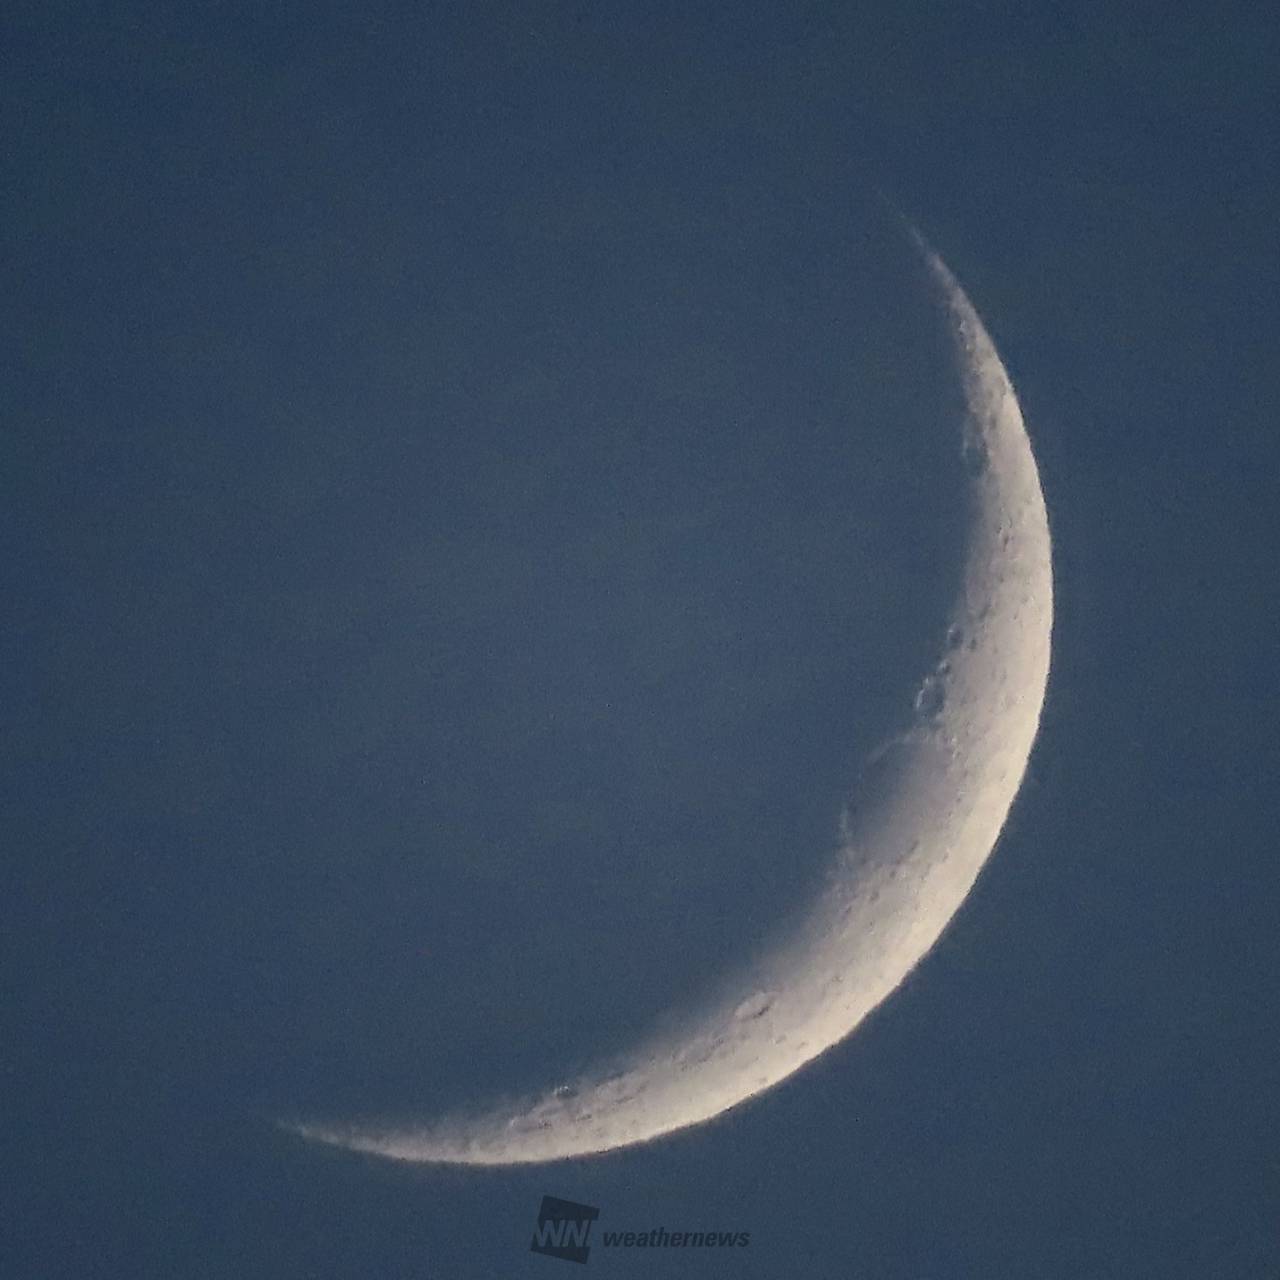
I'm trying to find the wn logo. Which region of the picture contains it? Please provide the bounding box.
[530,1195,600,1265]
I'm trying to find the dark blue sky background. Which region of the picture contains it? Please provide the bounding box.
[4,4,1276,1277]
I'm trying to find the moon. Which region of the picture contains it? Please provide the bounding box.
[286,238,1053,1165]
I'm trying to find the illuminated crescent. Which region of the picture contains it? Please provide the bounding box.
[287,240,1053,1165]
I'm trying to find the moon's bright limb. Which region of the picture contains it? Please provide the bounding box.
[287,240,1053,1165]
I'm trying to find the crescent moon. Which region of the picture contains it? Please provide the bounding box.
[287,238,1053,1165]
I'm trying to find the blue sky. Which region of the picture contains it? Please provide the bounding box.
[4,3,1276,1276]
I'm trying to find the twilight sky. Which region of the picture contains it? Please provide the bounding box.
[4,4,1276,1277]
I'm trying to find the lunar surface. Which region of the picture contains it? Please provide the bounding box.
[287,240,1054,1165]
